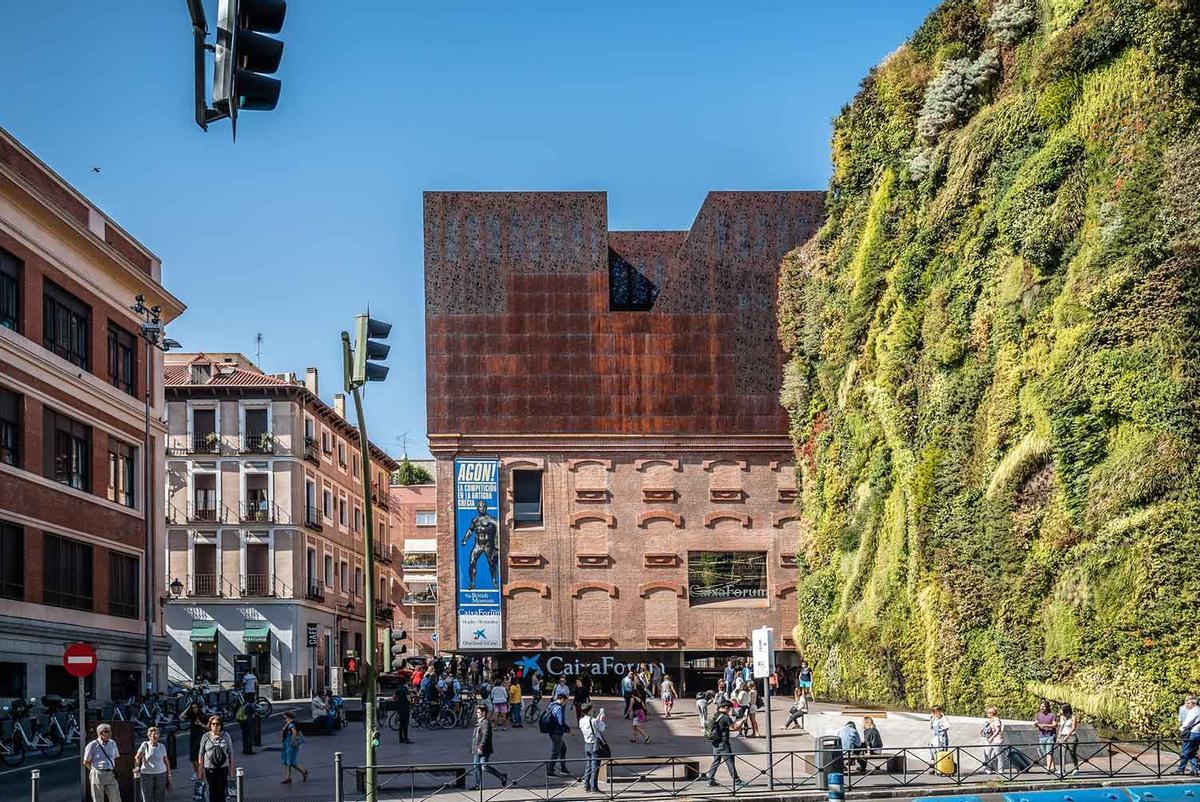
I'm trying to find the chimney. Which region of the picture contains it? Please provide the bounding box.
[334,393,346,420]
[304,367,318,396]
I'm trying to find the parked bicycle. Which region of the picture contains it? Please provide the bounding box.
[3,698,63,759]
[43,695,81,746]
[226,687,272,718]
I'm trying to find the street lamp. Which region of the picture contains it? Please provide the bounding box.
[131,294,182,695]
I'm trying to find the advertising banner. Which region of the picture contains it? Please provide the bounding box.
[454,458,502,650]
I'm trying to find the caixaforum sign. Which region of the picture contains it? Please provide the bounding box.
[514,653,642,678]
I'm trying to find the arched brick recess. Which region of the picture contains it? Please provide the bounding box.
[643,587,679,639]
[704,511,750,528]
[638,581,685,598]
[503,457,545,470]
[570,581,618,598]
[638,510,683,528]
[575,587,613,638]
[702,459,748,472]
[775,584,797,599]
[570,512,616,528]
[772,512,802,528]
[504,581,550,598]
[568,458,613,472]
[635,458,681,472]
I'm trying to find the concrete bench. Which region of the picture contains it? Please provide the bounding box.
[357,764,467,793]
[853,752,907,773]
[600,757,701,783]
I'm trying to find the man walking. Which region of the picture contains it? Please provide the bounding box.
[471,705,509,789]
[1176,696,1200,775]
[83,723,121,802]
[723,659,736,690]
[545,691,572,778]
[395,684,412,744]
[621,672,635,719]
[705,700,748,789]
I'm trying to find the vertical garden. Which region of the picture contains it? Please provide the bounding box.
[778,0,1200,733]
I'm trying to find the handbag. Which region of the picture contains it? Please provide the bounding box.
[595,735,612,759]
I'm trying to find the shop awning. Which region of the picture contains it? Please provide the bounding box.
[243,623,270,643]
[190,624,217,643]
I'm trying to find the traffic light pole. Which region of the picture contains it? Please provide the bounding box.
[343,332,379,801]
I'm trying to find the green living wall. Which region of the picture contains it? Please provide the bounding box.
[778,0,1200,734]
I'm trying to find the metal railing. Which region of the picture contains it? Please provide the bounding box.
[189,432,221,454]
[306,582,326,602]
[240,432,274,454]
[187,500,223,523]
[305,505,323,531]
[242,573,273,597]
[333,739,1190,802]
[373,481,391,509]
[241,500,278,524]
[189,573,220,597]
[304,437,321,463]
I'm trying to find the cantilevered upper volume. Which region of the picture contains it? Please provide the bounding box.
[423,190,825,436]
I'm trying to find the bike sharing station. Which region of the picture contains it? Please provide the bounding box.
[64,642,136,802]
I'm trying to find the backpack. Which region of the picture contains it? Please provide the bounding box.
[538,703,559,734]
[204,735,228,768]
[705,713,725,746]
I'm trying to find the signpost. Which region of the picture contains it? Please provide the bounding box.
[307,623,319,697]
[751,627,776,790]
[64,643,97,800]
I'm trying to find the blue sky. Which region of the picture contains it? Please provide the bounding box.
[0,0,937,459]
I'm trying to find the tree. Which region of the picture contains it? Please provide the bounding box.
[392,457,432,486]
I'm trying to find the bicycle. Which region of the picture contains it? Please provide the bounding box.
[42,696,80,746]
[226,688,272,718]
[523,693,544,722]
[5,699,63,759]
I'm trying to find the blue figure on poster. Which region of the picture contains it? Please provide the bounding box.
[461,498,498,590]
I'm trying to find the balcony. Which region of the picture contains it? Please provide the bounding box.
[190,574,220,597]
[187,502,224,524]
[402,554,437,572]
[304,505,323,531]
[372,481,390,510]
[240,433,275,454]
[189,432,221,455]
[372,543,393,564]
[242,574,275,597]
[375,605,394,621]
[402,591,437,605]
[305,582,325,602]
[241,500,278,524]
[303,437,320,464]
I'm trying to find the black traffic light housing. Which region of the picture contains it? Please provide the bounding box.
[206,0,287,136]
[385,628,408,673]
[351,315,392,387]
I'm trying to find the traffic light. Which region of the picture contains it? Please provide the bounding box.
[343,652,359,675]
[351,315,392,387]
[213,0,287,133]
[384,628,408,673]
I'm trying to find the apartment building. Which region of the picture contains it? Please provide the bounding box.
[390,477,438,656]
[0,127,184,701]
[162,354,398,698]
[424,191,823,689]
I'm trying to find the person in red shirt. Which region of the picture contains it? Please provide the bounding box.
[411,668,425,688]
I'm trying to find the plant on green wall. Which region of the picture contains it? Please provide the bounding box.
[779,0,1200,735]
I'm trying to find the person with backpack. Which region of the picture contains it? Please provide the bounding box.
[541,691,573,778]
[237,696,259,755]
[471,704,509,790]
[704,700,748,788]
[198,716,234,802]
[980,707,1004,774]
[579,703,606,792]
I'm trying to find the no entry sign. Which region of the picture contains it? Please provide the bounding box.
[63,642,98,678]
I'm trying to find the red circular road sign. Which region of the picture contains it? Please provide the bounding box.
[63,642,98,679]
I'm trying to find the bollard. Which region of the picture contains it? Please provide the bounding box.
[30,768,40,802]
[236,766,245,802]
[828,771,845,802]
[334,751,344,802]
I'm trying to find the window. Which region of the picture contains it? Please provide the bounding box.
[108,552,139,619]
[107,440,135,507]
[415,510,437,527]
[43,534,93,611]
[337,441,346,467]
[0,387,19,467]
[339,497,347,526]
[321,430,331,454]
[0,247,20,332]
[44,408,91,490]
[609,251,659,311]
[354,566,362,597]
[340,561,348,593]
[686,551,768,607]
[352,457,360,479]
[353,506,361,533]
[323,488,332,518]
[0,521,23,601]
[106,323,136,396]
[190,363,212,384]
[416,613,436,631]
[304,417,315,440]
[0,663,26,699]
[42,280,90,369]
[324,555,334,588]
[306,548,316,590]
[512,470,543,527]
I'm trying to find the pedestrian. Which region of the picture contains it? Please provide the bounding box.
[650,661,663,696]
[134,725,172,802]
[704,700,748,789]
[198,716,234,802]
[798,661,813,700]
[862,716,883,771]
[579,703,601,792]
[242,670,258,698]
[1178,696,1200,775]
[620,672,635,719]
[840,720,863,773]
[237,696,258,755]
[660,675,677,717]
[394,683,412,744]
[929,706,950,765]
[980,707,1004,774]
[311,691,335,735]
[277,710,308,783]
[723,659,736,691]
[696,690,713,730]
[745,682,760,737]
[1034,699,1058,771]
[490,680,510,729]
[629,691,650,743]
[784,689,808,730]
[508,676,524,728]
[83,723,121,802]
[545,692,572,778]
[180,701,206,780]
[471,704,509,789]
[573,677,591,724]
[1057,703,1079,776]
[553,676,571,702]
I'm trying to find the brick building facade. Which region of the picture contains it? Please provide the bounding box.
[0,126,184,701]
[162,355,397,698]
[425,190,822,689]
[389,480,438,657]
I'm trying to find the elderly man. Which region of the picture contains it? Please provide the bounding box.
[1176,696,1200,775]
[83,723,120,802]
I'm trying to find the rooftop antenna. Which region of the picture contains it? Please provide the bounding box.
[395,432,410,459]
[255,332,263,366]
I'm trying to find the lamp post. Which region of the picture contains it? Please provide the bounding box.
[335,600,355,693]
[131,295,182,695]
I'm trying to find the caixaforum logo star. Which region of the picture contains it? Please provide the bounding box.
[515,654,542,675]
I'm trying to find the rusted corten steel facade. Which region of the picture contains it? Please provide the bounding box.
[425,191,823,682]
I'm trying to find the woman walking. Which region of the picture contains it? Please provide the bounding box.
[180,702,205,781]
[133,726,172,802]
[198,716,234,802]
[629,693,650,743]
[280,711,308,783]
[1034,700,1058,771]
[981,707,1004,773]
[743,682,761,738]
[1057,703,1079,776]
[660,676,677,717]
[798,661,814,700]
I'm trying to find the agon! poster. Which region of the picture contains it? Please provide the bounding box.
[454,457,502,649]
